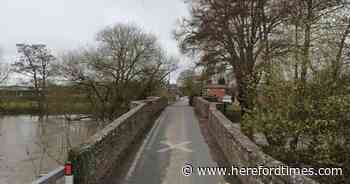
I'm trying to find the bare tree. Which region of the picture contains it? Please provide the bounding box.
[12,44,55,115]
[0,47,9,83]
[58,23,177,123]
[0,48,10,113]
[137,53,178,99]
[176,0,290,113]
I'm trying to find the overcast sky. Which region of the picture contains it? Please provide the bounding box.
[0,0,190,83]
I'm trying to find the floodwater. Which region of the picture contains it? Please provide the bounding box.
[0,116,100,184]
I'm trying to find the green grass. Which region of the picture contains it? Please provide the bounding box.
[0,100,38,114]
[0,99,91,115]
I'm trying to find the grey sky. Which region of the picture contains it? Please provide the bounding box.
[0,0,190,83]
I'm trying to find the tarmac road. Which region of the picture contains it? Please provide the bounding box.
[117,97,228,184]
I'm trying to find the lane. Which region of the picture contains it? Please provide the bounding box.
[120,98,227,184]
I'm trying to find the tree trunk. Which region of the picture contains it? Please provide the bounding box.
[236,73,254,115]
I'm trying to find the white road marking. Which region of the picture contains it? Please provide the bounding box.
[158,141,193,153]
[146,111,167,150]
[124,109,168,183]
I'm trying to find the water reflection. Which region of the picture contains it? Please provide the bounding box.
[0,116,99,184]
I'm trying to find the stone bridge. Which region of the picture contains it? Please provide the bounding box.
[34,97,319,184]
[68,97,168,184]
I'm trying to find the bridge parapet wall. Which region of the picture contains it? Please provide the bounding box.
[194,97,319,184]
[68,97,167,184]
[193,97,210,119]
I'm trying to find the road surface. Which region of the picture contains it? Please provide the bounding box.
[117,97,228,184]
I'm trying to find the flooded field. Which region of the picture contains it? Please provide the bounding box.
[0,116,100,184]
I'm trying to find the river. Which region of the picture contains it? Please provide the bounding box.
[0,115,100,184]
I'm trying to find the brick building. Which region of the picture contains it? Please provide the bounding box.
[204,84,228,102]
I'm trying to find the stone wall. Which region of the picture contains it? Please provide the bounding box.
[194,97,319,184]
[68,97,167,184]
[195,97,210,119]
